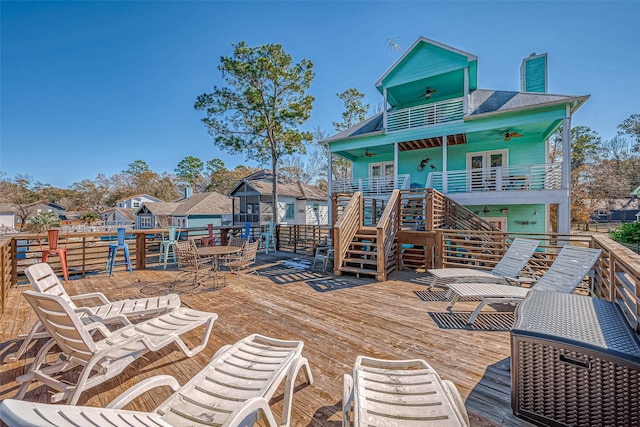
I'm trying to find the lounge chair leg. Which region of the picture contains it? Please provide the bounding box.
[281,356,313,427]
[342,374,354,427]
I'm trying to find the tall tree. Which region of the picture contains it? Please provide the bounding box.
[195,41,314,223]
[618,114,640,152]
[332,88,370,131]
[175,156,204,190]
[124,160,151,176]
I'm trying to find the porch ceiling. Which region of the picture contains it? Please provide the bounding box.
[399,133,467,151]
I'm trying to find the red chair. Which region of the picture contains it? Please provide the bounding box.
[40,229,69,282]
[201,224,216,247]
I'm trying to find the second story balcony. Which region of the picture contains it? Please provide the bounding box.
[386,97,464,132]
[331,174,411,196]
[427,162,562,195]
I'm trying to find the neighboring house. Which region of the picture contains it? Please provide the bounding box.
[115,194,162,209]
[33,202,66,219]
[135,202,181,229]
[134,191,232,229]
[0,204,17,231]
[324,37,588,234]
[589,198,640,223]
[227,170,328,225]
[102,207,137,227]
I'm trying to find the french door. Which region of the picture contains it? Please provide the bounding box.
[466,150,507,191]
[369,162,394,193]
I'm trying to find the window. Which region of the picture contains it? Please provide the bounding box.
[140,217,151,228]
[133,202,140,208]
[285,203,295,219]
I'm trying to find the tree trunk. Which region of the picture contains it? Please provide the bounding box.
[271,156,279,224]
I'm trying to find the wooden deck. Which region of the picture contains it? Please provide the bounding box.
[0,252,530,426]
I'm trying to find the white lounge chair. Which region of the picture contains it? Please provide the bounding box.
[425,237,540,287]
[447,245,602,324]
[5,262,181,362]
[342,355,470,426]
[0,334,313,427]
[13,290,216,405]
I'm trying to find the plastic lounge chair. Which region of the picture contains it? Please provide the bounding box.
[0,334,312,427]
[342,355,470,426]
[447,245,602,324]
[425,237,540,287]
[5,262,181,362]
[12,290,216,405]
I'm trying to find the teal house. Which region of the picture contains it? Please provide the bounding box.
[325,37,588,235]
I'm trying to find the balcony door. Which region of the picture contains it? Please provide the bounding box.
[466,150,508,191]
[369,162,394,193]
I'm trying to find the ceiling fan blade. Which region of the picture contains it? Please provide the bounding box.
[511,132,523,137]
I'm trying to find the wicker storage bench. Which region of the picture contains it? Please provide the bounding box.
[511,290,640,427]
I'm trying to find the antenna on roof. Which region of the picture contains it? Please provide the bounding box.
[386,37,403,59]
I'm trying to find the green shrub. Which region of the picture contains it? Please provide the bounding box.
[610,222,640,244]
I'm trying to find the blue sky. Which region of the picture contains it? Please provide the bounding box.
[1,1,638,188]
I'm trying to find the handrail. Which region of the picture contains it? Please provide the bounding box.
[376,190,400,280]
[331,174,410,195]
[334,192,363,273]
[386,97,464,132]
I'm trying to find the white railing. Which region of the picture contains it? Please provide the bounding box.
[426,163,562,194]
[331,174,411,195]
[386,98,464,132]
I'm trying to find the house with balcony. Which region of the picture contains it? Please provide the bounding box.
[324,37,588,280]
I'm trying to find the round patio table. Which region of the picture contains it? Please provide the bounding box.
[197,245,242,271]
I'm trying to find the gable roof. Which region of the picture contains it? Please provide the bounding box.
[375,37,477,88]
[171,192,232,216]
[103,207,137,221]
[115,193,162,203]
[229,170,327,201]
[137,202,181,216]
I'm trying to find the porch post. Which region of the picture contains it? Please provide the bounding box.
[327,150,333,230]
[383,88,388,130]
[393,142,398,189]
[558,105,572,234]
[463,67,469,114]
[442,135,448,193]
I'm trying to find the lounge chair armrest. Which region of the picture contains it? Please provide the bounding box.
[107,375,181,409]
[441,379,470,427]
[224,396,279,427]
[70,292,110,304]
[342,374,353,427]
[452,276,507,285]
[84,322,112,337]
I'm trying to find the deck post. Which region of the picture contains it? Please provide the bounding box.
[442,135,448,194]
[135,232,146,270]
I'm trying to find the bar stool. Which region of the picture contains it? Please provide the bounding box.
[40,229,69,282]
[159,226,180,269]
[106,228,132,277]
[239,223,252,242]
[260,222,276,254]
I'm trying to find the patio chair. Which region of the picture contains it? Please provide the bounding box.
[0,334,313,427]
[201,223,217,247]
[447,245,602,324]
[228,234,245,247]
[12,290,216,405]
[425,237,540,287]
[5,262,181,362]
[342,355,470,426]
[224,239,260,276]
[312,244,334,271]
[172,239,214,292]
[38,229,69,282]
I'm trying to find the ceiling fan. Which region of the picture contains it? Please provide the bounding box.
[418,87,437,100]
[365,149,377,157]
[495,130,524,141]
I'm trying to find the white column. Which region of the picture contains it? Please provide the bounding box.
[383,88,388,130]
[393,142,398,189]
[327,150,333,228]
[558,105,572,234]
[442,135,448,193]
[463,67,469,114]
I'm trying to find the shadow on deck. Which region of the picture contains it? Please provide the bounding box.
[0,251,528,426]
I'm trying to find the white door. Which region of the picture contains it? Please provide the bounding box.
[369,162,394,193]
[466,150,507,191]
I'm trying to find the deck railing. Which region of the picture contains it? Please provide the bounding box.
[331,174,410,196]
[376,190,400,280]
[333,192,363,274]
[427,162,562,194]
[386,97,464,132]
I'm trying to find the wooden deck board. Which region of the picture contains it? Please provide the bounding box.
[0,253,530,426]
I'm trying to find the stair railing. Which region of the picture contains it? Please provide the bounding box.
[376,190,400,281]
[333,192,363,273]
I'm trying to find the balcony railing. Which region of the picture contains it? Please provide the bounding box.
[331,174,410,195]
[426,163,562,194]
[386,97,464,132]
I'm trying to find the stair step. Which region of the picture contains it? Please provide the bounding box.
[338,266,378,276]
[349,241,376,248]
[345,249,377,256]
[343,257,377,265]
